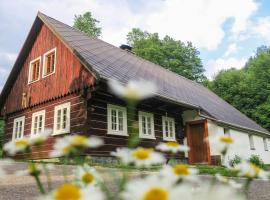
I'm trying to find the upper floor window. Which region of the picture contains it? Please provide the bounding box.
[224,128,230,137]
[249,134,255,150]
[12,116,25,140]
[28,57,41,83]
[43,48,56,77]
[31,110,45,136]
[53,102,70,135]
[162,116,176,141]
[107,104,128,136]
[263,138,268,151]
[139,111,155,139]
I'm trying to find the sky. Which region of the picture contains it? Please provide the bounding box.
[1,0,270,91]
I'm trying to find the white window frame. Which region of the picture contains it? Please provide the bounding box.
[28,56,41,84]
[138,111,155,139]
[42,48,56,78]
[31,110,46,136]
[107,104,128,136]
[12,116,25,140]
[162,116,176,141]
[249,134,255,150]
[263,138,268,151]
[53,102,71,135]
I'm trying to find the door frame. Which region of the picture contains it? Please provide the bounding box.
[186,119,211,165]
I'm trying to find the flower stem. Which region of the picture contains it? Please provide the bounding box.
[34,174,46,194]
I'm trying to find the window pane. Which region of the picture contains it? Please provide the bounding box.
[15,122,19,139]
[165,120,169,137]
[62,108,67,129]
[57,109,61,130]
[142,116,146,135]
[147,117,151,135]
[169,121,173,138]
[118,111,123,131]
[19,121,23,138]
[111,109,117,130]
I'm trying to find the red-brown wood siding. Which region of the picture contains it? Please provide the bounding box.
[4,23,95,114]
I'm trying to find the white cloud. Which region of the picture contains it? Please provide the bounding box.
[223,43,238,57]
[252,16,270,41]
[206,57,247,79]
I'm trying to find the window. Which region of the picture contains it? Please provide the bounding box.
[28,57,41,83]
[162,116,176,141]
[249,134,255,150]
[31,110,45,136]
[107,104,128,136]
[53,102,70,135]
[12,116,25,140]
[139,111,155,139]
[43,48,56,77]
[263,138,268,151]
[224,128,230,137]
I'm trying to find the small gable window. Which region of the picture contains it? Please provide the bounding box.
[107,104,128,136]
[43,48,56,77]
[53,102,70,135]
[263,138,268,151]
[139,111,155,139]
[12,116,25,140]
[162,116,176,141]
[249,134,255,150]
[31,110,45,136]
[28,57,41,83]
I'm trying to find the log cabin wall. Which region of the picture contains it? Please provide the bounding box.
[4,93,87,158]
[3,23,95,114]
[86,87,186,160]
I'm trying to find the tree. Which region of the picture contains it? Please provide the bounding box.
[126,28,207,83]
[0,120,4,156]
[73,12,101,38]
[209,46,270,131]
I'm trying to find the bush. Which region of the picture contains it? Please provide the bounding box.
[229,155,242,167]
[248,154,267,170]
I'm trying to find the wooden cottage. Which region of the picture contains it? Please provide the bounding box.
[1,12,270,165]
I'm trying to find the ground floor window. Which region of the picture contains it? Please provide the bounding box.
[12,116,25,140]
[31,110,45,136]
[139,111,155,139]
[162,116,176,141]
[53,102,71,135]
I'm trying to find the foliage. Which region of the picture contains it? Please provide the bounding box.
[229,155,242,168]
[208,46,270,131]
[248,154,267,170]
[196,165,238,177]
[126,28,207,83]
[73,12,102,38]
[0,120,4,155]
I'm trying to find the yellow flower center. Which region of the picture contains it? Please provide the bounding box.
[82,172,94,184]
[63,145,73,154]
[15,139,28,146]
[54,184,81,200]
[125,88,140,99]
[244,164,261,177]
[220,136,234,144]
[165,141,180,148]
[144,187,168,200]
[173,164,189,176]
[72,135,88,146]
[132,148,152,160]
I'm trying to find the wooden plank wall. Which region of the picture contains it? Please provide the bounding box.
[4,93,87,158]
[4,23,95,114]
[86,90,185,159]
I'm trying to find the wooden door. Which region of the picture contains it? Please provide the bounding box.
[187,120,210,164]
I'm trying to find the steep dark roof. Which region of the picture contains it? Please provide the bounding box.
[0,12,268,134]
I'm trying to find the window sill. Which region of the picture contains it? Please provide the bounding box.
[107,131,129,137]
[28,79,40,85]
[163,138,176,142]
[250,148,256,150]
[139,135,156,140]
[42,71,55,78]
[52,131,70,136]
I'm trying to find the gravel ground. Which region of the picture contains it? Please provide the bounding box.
[0,162,270,200]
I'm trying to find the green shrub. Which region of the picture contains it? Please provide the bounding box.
[248,154,267,170]
[229,155,242,167]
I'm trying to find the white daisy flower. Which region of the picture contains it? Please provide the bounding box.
[50,135,103,157]
[109,79,157,100]
[208,135,234,155]
[160,164,198,182]
[3,138,30,155]
[16,163,42,176]
[29,129,52,146]
[39,183,105,200]
[121,174,193,200]
[112,147,166,167]
[156,142,189,153]
[215,174,242,189]
[234,161,269,180]
[75,164,102,187]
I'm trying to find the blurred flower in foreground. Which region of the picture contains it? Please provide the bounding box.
[234,161,269,180]
[3,138,30,155]
[39,183,105,200]
[161,164,198,182]
[156,142,189,153]
[109,79,157,101]
[75,164,102,187]
[112,147,165,167]
[50,135,103,157]
[215,174,242,189]
[16,163,42,176]
[207,135,234,155]
[29,129,52,146]
[121,174,192,200]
